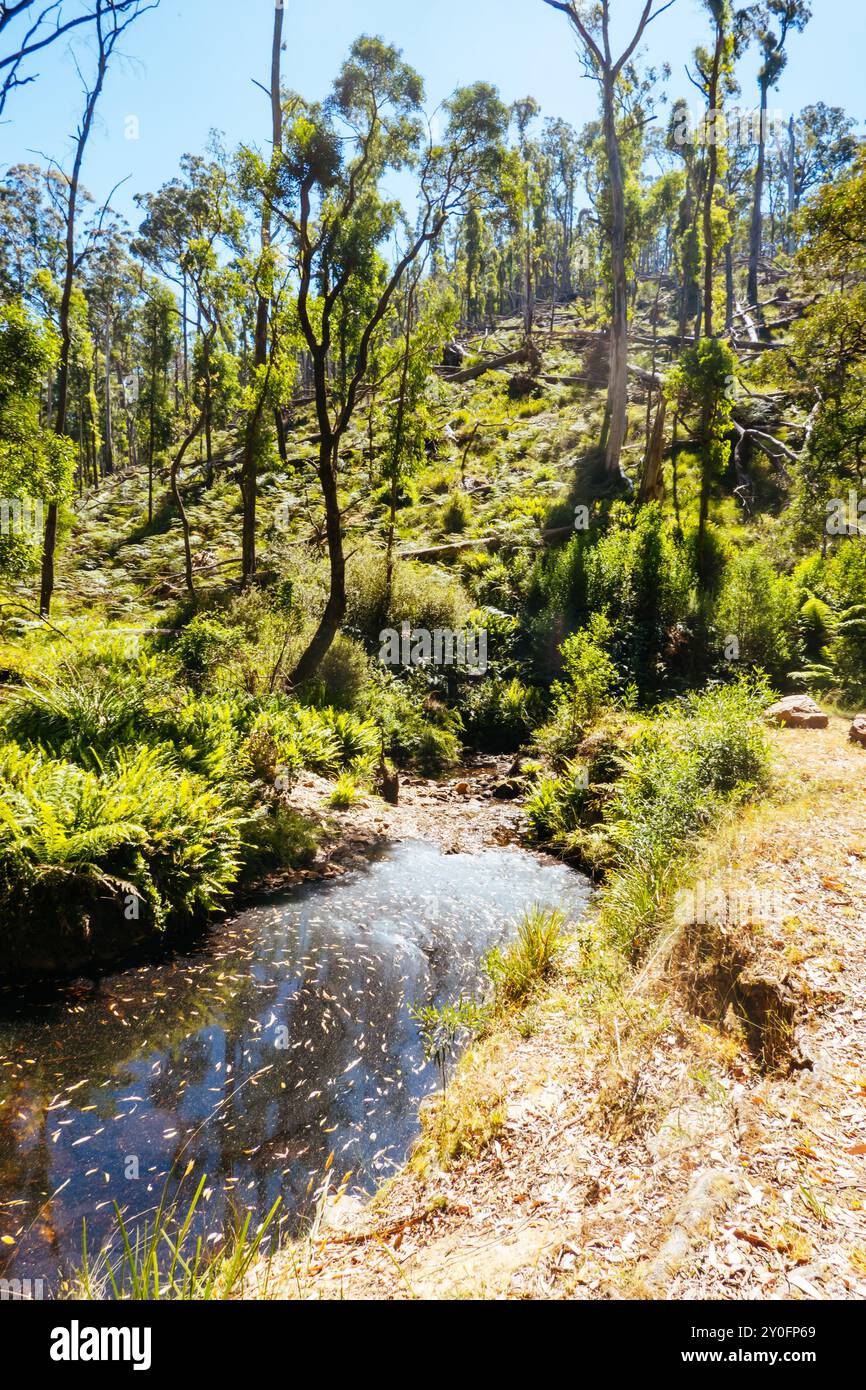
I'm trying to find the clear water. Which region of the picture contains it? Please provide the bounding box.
[0,841,590,1287]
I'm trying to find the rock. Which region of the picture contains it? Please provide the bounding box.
[766,695,829,729]
[849,714,866,747]
[491,779,521,800]
[455,781,470,795]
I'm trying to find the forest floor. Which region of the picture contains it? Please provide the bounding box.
[248,717,866,1300]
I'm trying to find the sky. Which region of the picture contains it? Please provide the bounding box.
[0,0,864,230]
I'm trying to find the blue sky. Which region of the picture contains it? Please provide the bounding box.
[1,0,863,229]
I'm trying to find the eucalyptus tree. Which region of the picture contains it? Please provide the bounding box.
[251,37,505,684]
[381,276,458,604]
[0,304,72,579]
[542,118,583,299]
[39,0,158,616]
[0,0,147,116]
[236,0,285,586]
[511,96,542,341]
[135,147,244,481]
[689,0,735,339]
[541,0,677,486]
[771,103,857,252]
[737,0,811,313]
[0,164,65,303]
[136,282,176,519]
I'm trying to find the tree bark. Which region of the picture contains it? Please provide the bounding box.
[288,438,346,688]
[170,410,205,600]
[747,82,769,313]
[40,6,112,615]
[602,70,630,484]
[240,1,284,585]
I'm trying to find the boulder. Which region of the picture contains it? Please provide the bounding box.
[849,714,866,747]
[766,695,829,729]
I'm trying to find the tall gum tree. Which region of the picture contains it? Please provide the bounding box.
[739,0,811,316]
[255,37,505,685]
[239,0,284,586]
[541,0,677,486]
[38,0,157,616]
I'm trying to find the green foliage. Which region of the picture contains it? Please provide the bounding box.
[525,506,694,695]
[715,551,798,679]
[174,616,242,689]
[601,676,773,954]
[328,772,362,808]
[410,996,489,1092]
[0,743,243,947]
[346,552,466,644]
[485,906,566,1006]
[441,492,472,534]
[525,761,590,842]
[240,804,319,883]
[0,303,73,577]
[368,672,463,774]
[2,655,156,769]
[76,1174,282,1301]
[460,676,535,752]
[299,634,371,711]
[532,614,618,763]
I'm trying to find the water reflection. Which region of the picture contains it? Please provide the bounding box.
[0,841,589,1285]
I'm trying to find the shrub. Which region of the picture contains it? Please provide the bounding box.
[714,552,797,680]
[346,552,466,643]
[601,675,773,954]
[532,614,618,763]
[524,504,694,693]
[299,634,371,711]
[321,708,379,768]
[173,615,242,689]
[240,805,319,883]
[485,906,566,1006]
[0,744,243,953]
[410,722,462,776]
[525,760,591,843]
[2,656,154,768]
[328,772,361,808]
[461,677,535,752]
[366,672,463,775]
[441,492,472,534]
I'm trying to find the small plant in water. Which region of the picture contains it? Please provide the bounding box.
[76,1174,282,1300]
[410,996,488,1095]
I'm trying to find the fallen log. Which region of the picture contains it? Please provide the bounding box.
[440,344,534,385]
[399,523,574,563]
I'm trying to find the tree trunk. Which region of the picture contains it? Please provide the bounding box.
[385,286,415,610]
[289,439,346,687]
[724,238,735,332]
[747,83,769,312]
[702,24,724,340]
[39,31,108,615]
[103,318,114,474]
[785,114,796,253]
[240,2,284,585]
[602,73,630,485]
[170,411,204,600]
[639,392,667,503]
